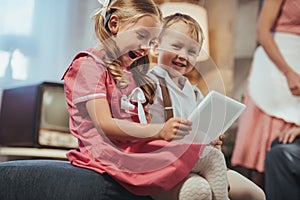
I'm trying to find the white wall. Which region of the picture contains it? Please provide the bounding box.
[0,0,99,109]
[0,0,98,86]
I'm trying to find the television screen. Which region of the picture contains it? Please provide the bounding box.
[40,86,70,131]
[0,82,78,149]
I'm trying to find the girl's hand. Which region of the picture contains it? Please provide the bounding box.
[279,127,300,144]
[158,118,192,141]
[210,134,225,150]
[285,70,300,96]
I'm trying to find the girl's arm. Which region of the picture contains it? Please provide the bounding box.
[86,98,192,141]
[256,0,300,96]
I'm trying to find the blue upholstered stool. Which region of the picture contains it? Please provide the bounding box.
[0,159,152,200]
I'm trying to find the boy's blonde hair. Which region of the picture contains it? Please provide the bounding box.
[93,0,162,105]
[160,13,204,45]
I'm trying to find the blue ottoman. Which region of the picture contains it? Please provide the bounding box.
[0,159,152,200]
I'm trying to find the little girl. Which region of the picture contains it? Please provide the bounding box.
[62,0,223,199]
[148,13,229,200]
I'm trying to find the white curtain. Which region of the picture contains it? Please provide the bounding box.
[0,0,98,89]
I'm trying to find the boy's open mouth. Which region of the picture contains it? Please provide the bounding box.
[172,61,186,68]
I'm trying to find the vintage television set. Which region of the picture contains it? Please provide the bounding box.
[0,82,78,149]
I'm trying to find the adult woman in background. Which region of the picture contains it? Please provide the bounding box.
[231,0,300,189]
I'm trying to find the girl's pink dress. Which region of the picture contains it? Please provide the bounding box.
[62,48,204,195]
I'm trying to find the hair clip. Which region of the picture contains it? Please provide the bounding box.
[98,0,111,18]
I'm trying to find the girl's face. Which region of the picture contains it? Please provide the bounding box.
[111,15,161,67]
[157,21,201,77]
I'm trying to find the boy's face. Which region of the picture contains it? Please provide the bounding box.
[157,21,201,77]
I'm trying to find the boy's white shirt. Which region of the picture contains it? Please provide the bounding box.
[148,66,203,123]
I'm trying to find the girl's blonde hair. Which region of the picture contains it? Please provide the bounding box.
[160,13,204,45]
[93,0,162,105]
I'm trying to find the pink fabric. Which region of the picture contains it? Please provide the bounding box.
[231,91,296,172]
[273,0,300,35]
[232,0,300,173]
[62,48,204,195]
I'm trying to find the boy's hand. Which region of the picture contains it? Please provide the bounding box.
[158,118,192,141]
[210,134,225,150]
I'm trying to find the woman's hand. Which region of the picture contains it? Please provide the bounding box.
[158,118,192,141]
[285,70,300,96]
[279,127,300,144]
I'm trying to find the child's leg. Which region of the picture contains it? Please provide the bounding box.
[151,173,212,200]
[227,169,266,200]
[178,173,212,200]
[192,146,229,200]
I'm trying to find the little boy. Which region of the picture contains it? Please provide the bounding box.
[148,13,229,200]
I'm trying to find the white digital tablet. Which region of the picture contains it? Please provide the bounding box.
[177,90,246,144]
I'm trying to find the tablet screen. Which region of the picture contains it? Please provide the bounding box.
[177,90,246,144]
